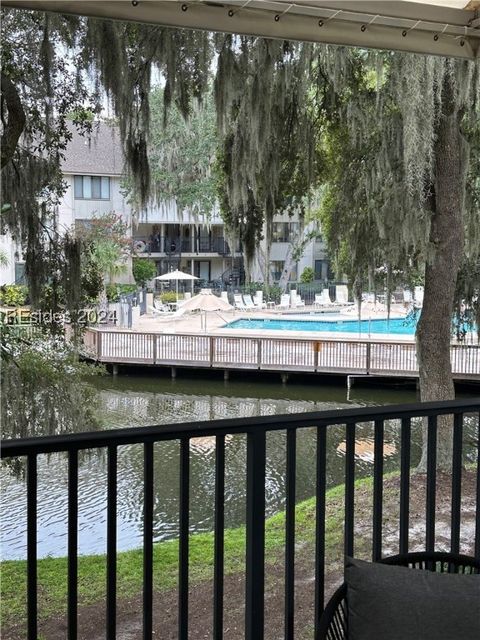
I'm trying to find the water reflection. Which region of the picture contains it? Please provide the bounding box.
[1,375,423,559]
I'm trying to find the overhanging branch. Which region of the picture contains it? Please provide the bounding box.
[1,73,26,169]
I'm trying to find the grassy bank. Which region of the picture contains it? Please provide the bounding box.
[0,478,359,631]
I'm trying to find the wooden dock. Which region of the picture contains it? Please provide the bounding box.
[83,328,480,382]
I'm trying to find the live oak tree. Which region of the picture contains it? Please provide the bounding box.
[147,87,218,220]
[319,51,480,469]
[1,7,210,313]
[2,6,478,467]
[214,37,324,280]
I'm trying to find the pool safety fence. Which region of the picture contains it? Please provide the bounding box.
[83,329,480,380]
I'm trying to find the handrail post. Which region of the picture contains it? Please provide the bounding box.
[245,429,266,639]
[210,336,215,367]
[152,333,157,364]
[257,338,262,369]
[97,330,102,361]
[366,341,371,374]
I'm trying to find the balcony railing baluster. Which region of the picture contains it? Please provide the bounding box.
[314,427,327,632]
[143,442,154,640]
[451,412,463,555]
[285,428,297,640]
[67,450,78,640]
[27,454,38,640]
[426,415,438,554]
[245,429,266,640]
[107,445,118,639]
[372,419,384,562]
[475,412,480,562]
[344,422,356,558]
[213,435,225,640]
[2,400,479,638]
[179,437,190,640]
[399,417,412,555]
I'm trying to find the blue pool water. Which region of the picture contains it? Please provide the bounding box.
[225,317,417,335]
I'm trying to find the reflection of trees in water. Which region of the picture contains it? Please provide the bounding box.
[97,390,335,427]
[7,383,476,555]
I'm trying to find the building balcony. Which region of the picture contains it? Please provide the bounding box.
[132,235,239,256]
[2,398,479,638]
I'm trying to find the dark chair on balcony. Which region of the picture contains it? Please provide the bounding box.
[318,551,480,640]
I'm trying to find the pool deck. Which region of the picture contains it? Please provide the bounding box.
[131,304,416,342]
[82,304,480,383]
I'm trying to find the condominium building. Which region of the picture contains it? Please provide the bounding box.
[0,123,330,288]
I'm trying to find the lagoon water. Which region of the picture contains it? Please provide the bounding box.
[0,374,426,560]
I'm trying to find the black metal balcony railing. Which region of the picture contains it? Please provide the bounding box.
[133,236,236,255]
[2,399,479,640]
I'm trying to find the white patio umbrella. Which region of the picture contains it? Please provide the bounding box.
[154,269,198,303]
[180,288,233,331]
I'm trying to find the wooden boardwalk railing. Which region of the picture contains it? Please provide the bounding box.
[83,329,480,380]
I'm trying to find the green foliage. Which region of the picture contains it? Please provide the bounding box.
[2,9,210,310]
[105,284,137,302]
[241,282,282,303]
[76,213,130,285]
[148,89,218,219]
[300,267,315,283]
[1,8,97,310]
[160,291,182,304]
[0,284,28,307]
[0,248,9,267]
[1,332,104,441]
[132,259,157,287]
[80,248,104,303]
[317,52,479,307]
[215,38,325,271]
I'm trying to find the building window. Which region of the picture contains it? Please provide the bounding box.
[74,175,110,200]
[272,222,300,243]
[15,262,26,285]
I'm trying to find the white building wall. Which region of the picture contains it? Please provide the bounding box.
[0,234,17,285]
[58,175,131,233]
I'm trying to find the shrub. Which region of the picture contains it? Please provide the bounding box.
[240,282,282,303]
[0,285,28,307]
[300,267,315,283]
[106,284,137,302]
[132,259,157,287]
[160,291,184,303]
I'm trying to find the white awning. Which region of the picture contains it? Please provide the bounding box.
[3,0,480,59]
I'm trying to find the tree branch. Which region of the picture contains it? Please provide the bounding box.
[1,73,26,169]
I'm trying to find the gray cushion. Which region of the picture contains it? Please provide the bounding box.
[345,557,480,640]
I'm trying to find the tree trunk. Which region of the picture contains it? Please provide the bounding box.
[1,73,26,169]
[416,80,467,472]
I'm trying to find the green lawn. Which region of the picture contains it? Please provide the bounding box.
[0,478,366,631]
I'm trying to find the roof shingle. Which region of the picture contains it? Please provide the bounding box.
[61,122,124,176]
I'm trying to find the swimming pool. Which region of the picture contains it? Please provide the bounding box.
[224,317,417,335]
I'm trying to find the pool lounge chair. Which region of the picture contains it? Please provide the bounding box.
[149,301,186,319]
[242,294,258,311]
[414,286,424,305]
[221,291,230,305]
[314,290,332,308]
[253,291,267,309]
[335,285,353,306]
[291,293,305,308]
[276,294,291,310]
[234,294,247,310]
[403,289,414,304]
[149,300,171,314]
